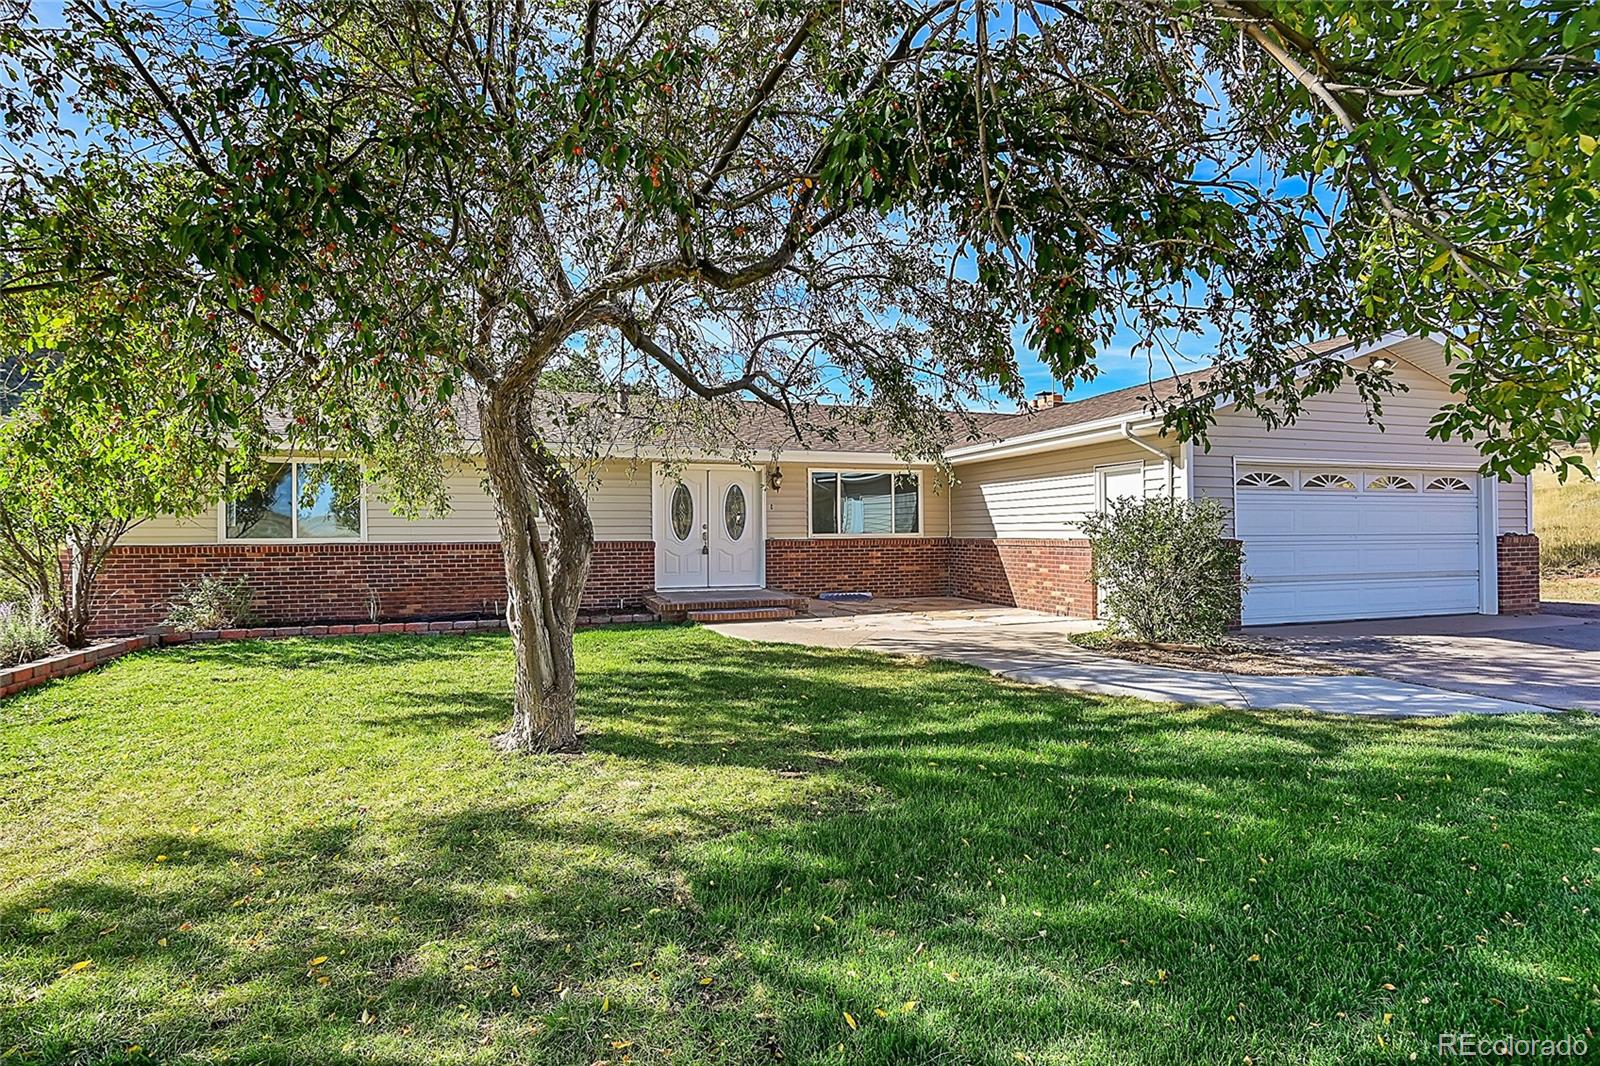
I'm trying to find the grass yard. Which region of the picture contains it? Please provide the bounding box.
[2,628,1598,1065]
[1534,456,1600,600]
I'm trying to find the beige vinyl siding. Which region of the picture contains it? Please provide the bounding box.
[120,512,220,545]
[1190,352,1526,535]
[363,458,655,542]
[949,438,1181,539]
[1362,334,1530,532]
[366,458,650,542]
[767,465,951,538]
[366,462,499,542]
[578,461,653,540]
[1497,475,1532,535]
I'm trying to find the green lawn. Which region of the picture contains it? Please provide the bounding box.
[2,629,1597,1064]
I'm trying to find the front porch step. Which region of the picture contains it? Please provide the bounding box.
[685,607,797,624]
[645,588,807,622]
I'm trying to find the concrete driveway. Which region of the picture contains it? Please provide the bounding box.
[1246,609,1600,712]
[705,597,1559,718]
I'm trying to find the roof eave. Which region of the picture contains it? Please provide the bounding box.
[945,331,1418,464]
[946,413,1169,463]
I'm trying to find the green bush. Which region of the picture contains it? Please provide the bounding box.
[0,598,58,667]
[163,576,256,632]
[1082,496,1243,645]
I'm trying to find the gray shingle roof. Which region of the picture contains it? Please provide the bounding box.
[970,336,1357,442]
[361,337,1363,456]
[452,389,1014,455]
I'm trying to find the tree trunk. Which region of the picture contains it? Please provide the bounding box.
[478,388,594,753]
[57,535,97,649]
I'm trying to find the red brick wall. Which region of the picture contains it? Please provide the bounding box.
[87,540,655,638]
[764,538,953,599]
[582,542,658,613]
[949,538,1096,618]
[1497,533,1540,614]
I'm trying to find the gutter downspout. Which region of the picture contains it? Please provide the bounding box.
[1120,421,1174,498]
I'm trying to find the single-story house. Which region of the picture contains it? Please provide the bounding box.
[89,334,1539,637]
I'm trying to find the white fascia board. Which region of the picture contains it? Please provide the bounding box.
[945,415,1169,464]
[557,445,915,466]
[948,331,1419,466]
[1200,331,1416,415]
[377,440,920,467]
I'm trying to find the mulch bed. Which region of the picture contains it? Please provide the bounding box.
[1069,632,1361,676]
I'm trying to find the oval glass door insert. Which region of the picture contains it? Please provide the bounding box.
[724,484,747,539]
[670,483,694,541]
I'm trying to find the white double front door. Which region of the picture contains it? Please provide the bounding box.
[655,467,763,589]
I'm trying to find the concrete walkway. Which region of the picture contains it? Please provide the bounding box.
[704,598,1561,718]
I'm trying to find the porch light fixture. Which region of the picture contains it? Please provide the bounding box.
[768,465,784,492]
[1371,357,1393,369]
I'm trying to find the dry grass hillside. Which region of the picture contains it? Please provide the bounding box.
[1533,454,1600,602]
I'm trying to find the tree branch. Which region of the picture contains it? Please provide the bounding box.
[87,0,219,178]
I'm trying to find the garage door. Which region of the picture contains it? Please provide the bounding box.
[1235,466,1482,625]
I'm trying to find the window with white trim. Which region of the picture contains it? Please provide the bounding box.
[809,471,920,534]
[1302,472,1356,491]
[1235,470,1291,489]
[1426,475,1473,492]
[225,461,363,540]
[1365,474,1417,492]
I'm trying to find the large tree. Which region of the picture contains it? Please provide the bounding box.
[0,285,243,646]
[2,0,1596,749]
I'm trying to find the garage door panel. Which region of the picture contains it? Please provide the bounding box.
[1243,537,1477,580]
[1356,502,1477,536]
[1237,498,1360,537]
[1244,576,1481,625]
[1233,500,1300,536]
[1235,468,1481,625]
[1244,544,1361,579]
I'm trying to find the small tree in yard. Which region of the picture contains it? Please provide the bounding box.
[4,0,1598,749]
[1084,498,1242,646]
[0,291,239,648]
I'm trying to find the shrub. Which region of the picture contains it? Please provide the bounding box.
[1082,496,1244,645]
[0,598,59,667]
[163,576,256,632]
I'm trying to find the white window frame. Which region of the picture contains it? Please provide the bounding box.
[218,458,368,543]
[806,468,924,537]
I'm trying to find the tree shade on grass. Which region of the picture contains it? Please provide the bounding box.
[1,628,1596,1064]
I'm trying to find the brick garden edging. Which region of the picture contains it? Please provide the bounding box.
[0,612,659,701]
[0,635,157,699]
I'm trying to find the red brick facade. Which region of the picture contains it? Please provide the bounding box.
[948,538,1097,617]
[84,528,1534,639]
[582,542,658,613]
[1497,533,1540,614]
[87,540,655,639]
[764,538,953,599]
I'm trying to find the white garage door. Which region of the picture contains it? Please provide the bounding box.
[1235,466,1482,625]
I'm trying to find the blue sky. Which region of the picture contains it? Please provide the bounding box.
[979,323,1220,411]
[5,0,1234,415]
